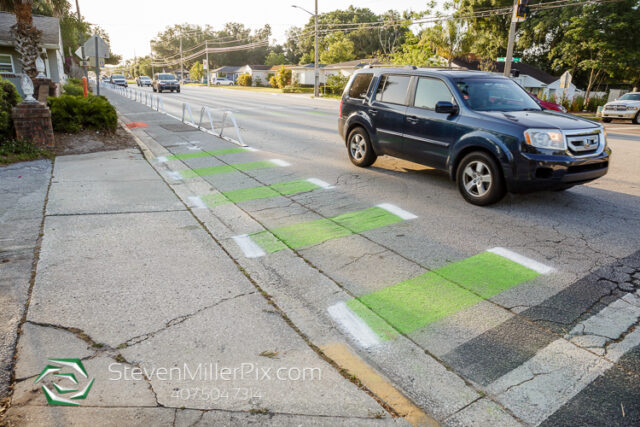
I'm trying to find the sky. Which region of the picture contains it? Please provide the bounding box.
[76,0,435,61]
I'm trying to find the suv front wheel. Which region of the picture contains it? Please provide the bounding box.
[456,151,506,206]
[347,127,377,167]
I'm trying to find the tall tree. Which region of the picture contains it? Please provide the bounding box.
[420,20,469,67]
[8,0,42,78]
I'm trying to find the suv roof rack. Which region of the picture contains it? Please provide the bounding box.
[363,64,417,70]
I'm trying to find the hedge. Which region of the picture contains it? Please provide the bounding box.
[47,94,117,133]
[0,77,22,141]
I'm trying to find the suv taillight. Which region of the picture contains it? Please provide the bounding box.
[339,99,343,118]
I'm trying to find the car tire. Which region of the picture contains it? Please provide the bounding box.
[456,151,506,206]
[346,127,377,167]
[177,88,180,93]
[158,89,162,93]
[152,87,156,92]
[602,118,612,123]
[634,112,640,125]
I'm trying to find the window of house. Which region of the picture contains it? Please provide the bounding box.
[374,74,411,105]
[0,54,14,73]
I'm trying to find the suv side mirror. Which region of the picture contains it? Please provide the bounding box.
[435,101,459,115]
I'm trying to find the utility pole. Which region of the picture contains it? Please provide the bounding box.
[75,0,88,80]
[94,35,100,95]
[314,0,319,97]
[180,36,183,83]
[504,0,528,77]
[150,41,155,77]
[205,40,210,87]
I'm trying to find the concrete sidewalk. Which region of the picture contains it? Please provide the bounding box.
[5,143,400,425]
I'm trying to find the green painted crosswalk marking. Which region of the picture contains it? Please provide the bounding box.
[180,160,277,178]
[167,148,248,160]
[346,252,540,339]
[201,179,323,207]
[250,206,406,254]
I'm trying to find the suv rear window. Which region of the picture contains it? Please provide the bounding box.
[375,75,411,105]
[348,73,373,99]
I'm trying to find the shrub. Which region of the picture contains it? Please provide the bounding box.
[273,66,291,89]
[0,137,50,164]
[254,77,263,87]
[0,77,22,141]
[326,74,349,95]
[63,78,92,96]
[237,73,252,87]
[570,96,585,112]
[269,75,278,88]
[48,95,117,133]
[586,95,607,112]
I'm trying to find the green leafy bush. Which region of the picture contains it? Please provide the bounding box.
[586,95,607,112]
[48,95,117,133]
[237,73,252,87]
[63,77,92,96]
[0,137,50,164]
[0,77,22,141]
[570,96,585,112]
[326,74,349,95]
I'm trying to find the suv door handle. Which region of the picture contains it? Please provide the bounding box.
[368,109,378,116]
[406,116,418,124]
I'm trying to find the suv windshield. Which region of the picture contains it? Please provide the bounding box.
[140,76,150,80]
[112,74,125,79]
[619,93,640,101]
[158,74,175,80]
[454,78,541,112]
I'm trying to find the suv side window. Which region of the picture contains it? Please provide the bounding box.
[414,77,455,110]
[375,74,411,105]
[348,73,373,99]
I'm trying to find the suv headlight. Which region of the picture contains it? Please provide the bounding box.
[524,129,566,150]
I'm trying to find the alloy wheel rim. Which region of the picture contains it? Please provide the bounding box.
[350,134,366,160]
[463,160,492,197]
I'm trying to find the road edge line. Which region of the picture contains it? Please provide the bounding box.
[488,247,555,274]
[321,342,440,427]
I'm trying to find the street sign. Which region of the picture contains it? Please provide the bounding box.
[82,35,110,58]
[87,57,105,68]
[497,57,521,63]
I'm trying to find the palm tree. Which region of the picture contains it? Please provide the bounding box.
[5,1,42,78]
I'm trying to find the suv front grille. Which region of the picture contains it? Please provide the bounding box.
[567,132,600,156]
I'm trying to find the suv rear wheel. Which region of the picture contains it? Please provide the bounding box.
[457,151,506,206]
[347,127,377,167]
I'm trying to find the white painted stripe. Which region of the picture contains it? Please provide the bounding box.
[187,146,200,151]
[187,196,207,209]
[156,156,168,163]
[488,247,555,274]
[376,203,418,220]
[166,171,182,181]
[486,339,611,426]
[231,234,266,258]
[306,178,334,189]
[269,159,291,167]
[328,302,381,348]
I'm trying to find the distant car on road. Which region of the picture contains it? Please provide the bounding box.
[214,78,234,86]
[152,73,180,93]
[530,93,567,113]
[601,92,640,124]
[101,76,110,83]
[136,76,152,87]
[339,68,610,205]
[109,74,127,87]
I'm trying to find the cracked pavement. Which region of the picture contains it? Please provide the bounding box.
[2,85,640,426]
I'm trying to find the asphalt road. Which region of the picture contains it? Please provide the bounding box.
[111,84,640,425]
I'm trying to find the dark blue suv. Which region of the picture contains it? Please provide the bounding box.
[338,68,610,205]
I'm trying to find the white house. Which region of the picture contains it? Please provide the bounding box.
[0,12,66,96]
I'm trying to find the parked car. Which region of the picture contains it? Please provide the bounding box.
[601,92,640,124]
[101,76,110,83]
[109,74,127,87]
[530,93,567,113]
[136,75,152,87]
[214,78,234,86]
[152,73,180,93]
[339,68,610,205]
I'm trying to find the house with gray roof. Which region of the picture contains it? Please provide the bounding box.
[0,11,66,95]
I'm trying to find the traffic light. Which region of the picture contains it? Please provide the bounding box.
[516,0,529,20]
